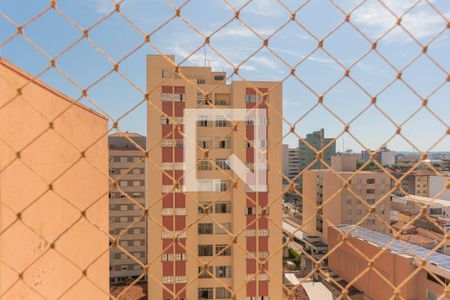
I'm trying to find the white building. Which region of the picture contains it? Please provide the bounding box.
[391,194,450,219]
[283,144,300,181]
[430,172,450,201]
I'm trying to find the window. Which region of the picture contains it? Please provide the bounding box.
[216,288,231,299]
[367,199,375,205]
[215,223,231,234]
[197,93,212,105]
[246,207,256,215]
[198,245,213,256]
[214,75,225,81]
[162,276,173,284]
[215,98,230,106]
[198,288,213,299]
[198,115,212,127]
[217,181,231,191]
[198,138,212,149]
[161,70,171,78]
[216,266,231,278]
[259,229,269,237]
[216,137,231,149]
[367,189,375,194]
[216,158,230,170]
[198,160,213,171]
[367,178,376,184]
[245,116,254,125]
[216,116,230,127]
[197,79,206,84]
[245,94,256,103]
[198,266,213,278]
[161,93,172,101]
[215,244,231,256]
[161,253,186,261]
[215,202,231,213]
[198,202,212,214]
[198,223,213,234]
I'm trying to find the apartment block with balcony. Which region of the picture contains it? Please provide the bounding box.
[0,59,109,298]
[147,55,282,300]
[302,155,391,242]
[109,133,147,284]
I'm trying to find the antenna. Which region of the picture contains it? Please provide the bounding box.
[203,45,206,67]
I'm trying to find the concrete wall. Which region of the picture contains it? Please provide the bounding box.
[0,59,109,299]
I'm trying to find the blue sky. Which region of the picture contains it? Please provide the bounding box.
[1,0,449,152]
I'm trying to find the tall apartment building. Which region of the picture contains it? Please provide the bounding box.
[282,144,300,181]
[0,59,109,298]
[298,128,336,171]
[109,133,147,284]
[302,156,391,242]
[147,55,282,300]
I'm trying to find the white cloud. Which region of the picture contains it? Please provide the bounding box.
[352,0,449,42]
[230,0,285,17]
[215,25,275,39]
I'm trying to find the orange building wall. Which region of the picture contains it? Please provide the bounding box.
[328,226,446,300]
[0,59,109,299]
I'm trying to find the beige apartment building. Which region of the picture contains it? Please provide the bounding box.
[302,155,391,242]
[0,59,109,298]
[398,170,433,197]
[147,55,283,300]
[109,133,147,284]
[328,225,449,300]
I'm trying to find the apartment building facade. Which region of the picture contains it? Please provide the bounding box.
[0,59,109,298]
[147,55,282,300]
[302,156,391,242]
[298,128,336,171]
[398,170,433,197]
[109,133,147,284]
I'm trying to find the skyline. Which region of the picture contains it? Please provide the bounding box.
[0,0,448,152]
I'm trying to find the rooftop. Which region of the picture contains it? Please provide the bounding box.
[110,132,145,138]
[392,194,450,208]
[338,225,450,277]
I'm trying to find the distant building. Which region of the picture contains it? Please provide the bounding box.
[0,59,109,298]
[398,170,434,197]
[282,144,300,181]
[328,225,449,300]
[109,133,147,284]
[361,145,395,166]
[391,194,450,219]
[430,171,450,200]
[302,156,391,242]
[299,129,336,170]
